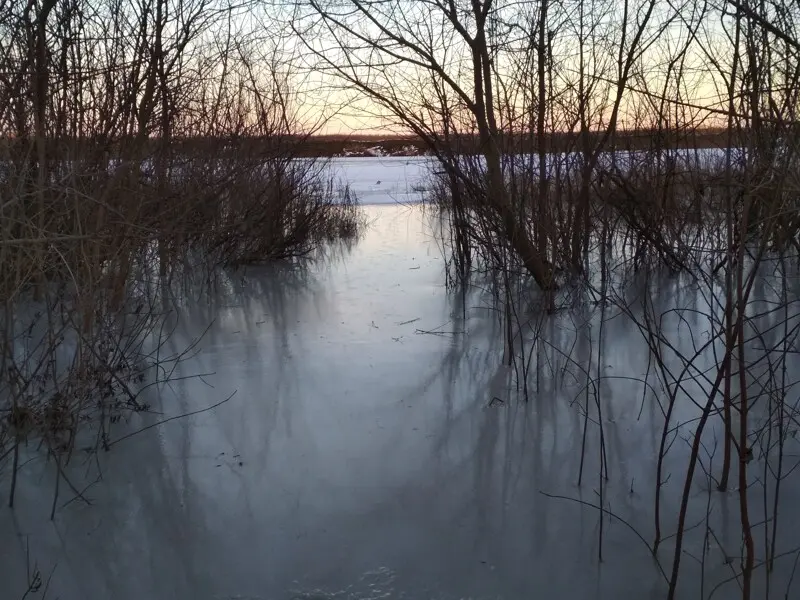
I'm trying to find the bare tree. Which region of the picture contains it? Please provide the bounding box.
[294,0,559,288]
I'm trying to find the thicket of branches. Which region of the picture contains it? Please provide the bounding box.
[0,0,363,510]
[294,0,800,598]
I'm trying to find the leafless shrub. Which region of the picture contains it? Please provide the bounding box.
[0,0,364,512]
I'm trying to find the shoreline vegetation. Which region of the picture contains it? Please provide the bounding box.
[299,127,737,157]
[0,0,365,522]
[0,127,736,159]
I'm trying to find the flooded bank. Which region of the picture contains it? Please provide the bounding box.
[2,159,800,600]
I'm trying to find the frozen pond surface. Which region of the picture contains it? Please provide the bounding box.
[2,158,800,600]
[327,156,432,204]
[323,147,736,206]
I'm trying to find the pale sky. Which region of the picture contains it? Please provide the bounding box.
[260,0,756,136]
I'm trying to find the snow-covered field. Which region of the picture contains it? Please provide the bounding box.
[327,156,433,204]
[326,146,738,206]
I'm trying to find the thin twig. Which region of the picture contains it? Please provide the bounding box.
[108,390,237,448]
